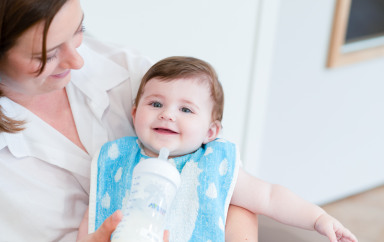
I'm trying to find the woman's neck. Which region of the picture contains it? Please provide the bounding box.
[6,88,87,152]
[12,89,67,113]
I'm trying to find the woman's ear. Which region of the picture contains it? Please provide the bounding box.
[203,120,222,144]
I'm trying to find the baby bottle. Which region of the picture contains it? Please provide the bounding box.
[111,148,180,242]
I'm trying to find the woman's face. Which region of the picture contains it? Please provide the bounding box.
[0,0,84,97]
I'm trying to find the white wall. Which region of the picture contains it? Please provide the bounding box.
[81,0,384,204]
[251,0,384,204]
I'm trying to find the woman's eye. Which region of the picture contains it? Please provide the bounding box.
[77,25,86,34]
[151,102,162,108]
[35,51,58,63]
[181,107,192,113]
[46,54,58,62]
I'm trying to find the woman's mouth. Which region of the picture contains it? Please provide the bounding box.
[51,70,70,79]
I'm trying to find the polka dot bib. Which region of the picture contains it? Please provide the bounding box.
[89,137,239,242]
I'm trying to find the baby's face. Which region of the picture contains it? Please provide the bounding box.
[132,77,219,158]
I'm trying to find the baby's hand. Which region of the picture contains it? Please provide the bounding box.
[314,213,358,242]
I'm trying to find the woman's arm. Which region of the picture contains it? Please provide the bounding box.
[225,205,258,242]
[76,208,90,240]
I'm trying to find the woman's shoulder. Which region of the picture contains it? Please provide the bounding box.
[82,35,153,70]
[79,36,153,96]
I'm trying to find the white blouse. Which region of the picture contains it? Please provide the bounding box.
[0,37,152,241]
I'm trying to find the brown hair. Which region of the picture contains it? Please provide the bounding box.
[135,56,224,122]
[0,0,68,133]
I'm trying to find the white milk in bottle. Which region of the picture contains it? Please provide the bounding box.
[111,148,180,242]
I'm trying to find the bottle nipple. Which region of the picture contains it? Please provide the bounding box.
[158,147,170,161]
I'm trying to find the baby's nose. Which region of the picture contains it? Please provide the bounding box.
[159,109,176,121]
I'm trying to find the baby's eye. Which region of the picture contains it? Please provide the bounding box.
[181,107,192,113]
[151,101,162,108]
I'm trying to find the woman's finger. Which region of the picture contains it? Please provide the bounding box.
[89,210,123,242]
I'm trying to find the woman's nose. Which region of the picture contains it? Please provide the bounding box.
[59,43,84,70]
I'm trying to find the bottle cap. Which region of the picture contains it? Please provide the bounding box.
[134,148,180,188]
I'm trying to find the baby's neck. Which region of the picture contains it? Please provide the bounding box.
[140,143,200,159]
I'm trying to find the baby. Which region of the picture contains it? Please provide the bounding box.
[87,56,358,242]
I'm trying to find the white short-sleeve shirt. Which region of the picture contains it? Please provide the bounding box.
[0,37,152,241]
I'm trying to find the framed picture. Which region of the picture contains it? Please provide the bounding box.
[327,0,384,68]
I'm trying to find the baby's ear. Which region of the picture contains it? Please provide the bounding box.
[131,106,137,123]
[203,120,222,144]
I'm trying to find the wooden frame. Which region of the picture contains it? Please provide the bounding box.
[327,0,384,68]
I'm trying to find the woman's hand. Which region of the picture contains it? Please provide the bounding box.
[77,209,170,242]
[77,210,123,242]
[163,230,170,242]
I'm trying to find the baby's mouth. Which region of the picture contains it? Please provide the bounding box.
[154,128,178,134]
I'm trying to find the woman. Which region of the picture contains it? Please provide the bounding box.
[0,0,258,241]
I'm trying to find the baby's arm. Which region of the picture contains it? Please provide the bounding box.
[230,168,357,242]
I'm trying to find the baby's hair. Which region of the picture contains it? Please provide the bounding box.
[135,56,224,122]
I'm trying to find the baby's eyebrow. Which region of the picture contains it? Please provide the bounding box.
[180,99,200,110]
[142,94,163,100]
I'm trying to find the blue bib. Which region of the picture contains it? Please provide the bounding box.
[89,137,239,242]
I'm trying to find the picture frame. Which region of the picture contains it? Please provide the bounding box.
[327,0,384,68]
